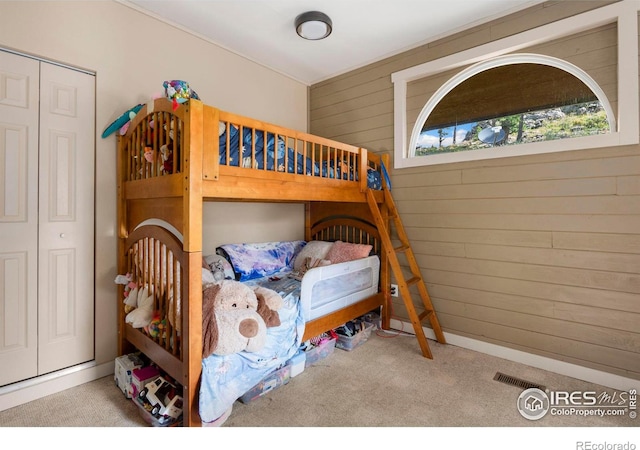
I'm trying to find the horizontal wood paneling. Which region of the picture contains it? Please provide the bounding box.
[618,175,640,194]
[553,232,640,254]
[417,254,639,293]
[463,243,640,274]
[461,154,640,183]
[423,268,640,313]
[435,299,640,353]
[428,284,639,333]
[398,196,638,215]
[395,177,618,199]
[403,212,639,234]
[435,312,640,376]
[310,0,639,380]
[408,227,553,248]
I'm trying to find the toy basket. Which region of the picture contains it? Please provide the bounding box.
[335,322,374,351]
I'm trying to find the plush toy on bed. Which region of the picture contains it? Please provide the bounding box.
[124,285,155,329]
[101,104,144,138]
[254,285,283,328]
[202,280,283,358]
[114,273,137,312]
[159,142,174,175]
[163,80,200,111]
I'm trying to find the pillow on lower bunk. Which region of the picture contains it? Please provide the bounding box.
[293,240,334,271]
[216,240,305,282]
[324,240,373,264]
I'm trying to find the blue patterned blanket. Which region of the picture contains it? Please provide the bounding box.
[216,240,305,282]
[199,275,304,423]
[218,125,382,189]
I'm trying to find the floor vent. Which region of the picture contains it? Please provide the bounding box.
[493,372,546,391]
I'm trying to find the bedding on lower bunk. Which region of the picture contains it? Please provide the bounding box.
[198,240,380,423]
[199,275,303,423]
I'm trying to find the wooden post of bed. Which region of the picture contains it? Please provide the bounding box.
[379,152,391,332]
[202,105,220,182]
[181,100,205,427]
[116,133,135,357]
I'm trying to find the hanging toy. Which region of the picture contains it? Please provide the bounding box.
[101,103,144,138]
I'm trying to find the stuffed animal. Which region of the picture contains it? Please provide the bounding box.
[254,286,283,328]
[145,311,166,339]
[289,256,331,281]
[163,80,200,111]
[102,79,200,140]
[159,120,179,175]
[125,285,154,328]
[101,103,144,138]
[123,285,139,314]
[210,260,226,282]
[202,280,283,358]
[201,258,223,285]
[114,273,138,313]
[160,142,174,174]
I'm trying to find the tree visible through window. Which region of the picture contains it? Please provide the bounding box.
[411,57,613,158]
[416,100,609,155]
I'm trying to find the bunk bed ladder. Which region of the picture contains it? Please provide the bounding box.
[365,187,446,359]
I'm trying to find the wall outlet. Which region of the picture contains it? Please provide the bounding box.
[390,284,398,297]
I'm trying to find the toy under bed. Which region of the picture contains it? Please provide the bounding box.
[199,251,380,423]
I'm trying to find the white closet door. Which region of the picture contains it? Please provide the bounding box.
[37,62,95,374]
[0,51,40,386]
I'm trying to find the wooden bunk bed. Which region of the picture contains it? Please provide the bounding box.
[116,97,444,427]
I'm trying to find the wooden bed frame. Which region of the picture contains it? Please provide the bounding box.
[117,98,391,426]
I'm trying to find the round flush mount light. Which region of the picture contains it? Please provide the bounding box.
[295,11,332,40]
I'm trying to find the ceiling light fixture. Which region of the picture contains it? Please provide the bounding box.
[295,11,332,40]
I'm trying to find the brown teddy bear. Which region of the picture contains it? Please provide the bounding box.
[202,280,283,358]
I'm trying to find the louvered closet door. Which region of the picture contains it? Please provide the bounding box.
[0,51,95,386]
[0,51,40,386]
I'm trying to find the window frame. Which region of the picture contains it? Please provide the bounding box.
[391,1,639,169]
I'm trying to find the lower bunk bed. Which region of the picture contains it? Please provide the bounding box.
[118,215,387,426]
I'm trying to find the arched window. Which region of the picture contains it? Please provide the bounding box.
[410,54,615,158]
[391,2,639,168]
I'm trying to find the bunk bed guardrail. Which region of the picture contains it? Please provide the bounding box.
[119,98,384,193]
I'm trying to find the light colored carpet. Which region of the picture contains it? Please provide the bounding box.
[222,331,634,428]
[0,330,635,433]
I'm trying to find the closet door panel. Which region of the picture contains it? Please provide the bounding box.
[0,51,39,386]
[37,62,95,374]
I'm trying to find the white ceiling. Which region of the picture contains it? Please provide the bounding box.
[122,0,545,86]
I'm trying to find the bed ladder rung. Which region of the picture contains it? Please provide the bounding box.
[393,244,410,253]
[418,309,434,322]
[365,188,446,359]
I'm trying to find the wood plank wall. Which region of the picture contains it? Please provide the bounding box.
[309,1,640,380]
